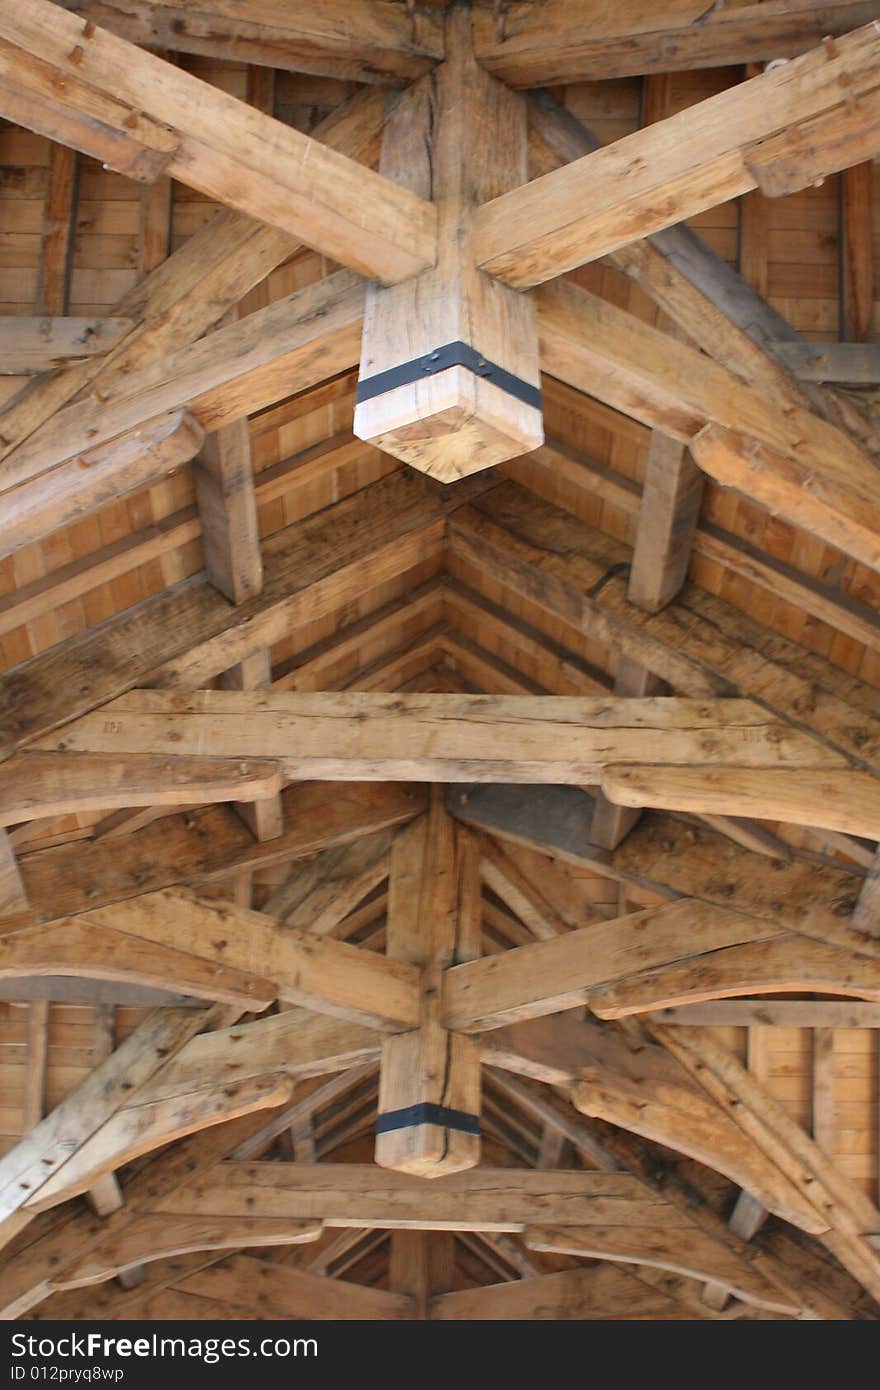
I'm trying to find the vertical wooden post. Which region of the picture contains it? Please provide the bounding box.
[376,793,481,1177]
[36,145,78,316]
[841,163,874,344]
[354,3,542,480]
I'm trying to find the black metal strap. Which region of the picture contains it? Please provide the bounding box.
[376,1103,481,1136]
[356,340,542,412]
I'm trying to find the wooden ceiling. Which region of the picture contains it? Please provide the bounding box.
[0,0,878,1322]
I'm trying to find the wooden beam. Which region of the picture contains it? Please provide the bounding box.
[0,914,276,1010]
[447,483,880,776]
[473,0,880,86]
[653,1023,880,1302]
[651,1001,880,1028]
[157,1164,678,1232]
[72,886,420,1031]
[377,795,481,1177]
[54,1215,321,1290]
[390,1230,454,1320]
[0,751,281,828]
[690,422,880,576]
[524,1223,796,1314]
[852,845,880,939]
[628,433,704,615]
[0,87,388,466]
[538,278,880,571]
[767,341,880,384]
[601,765,880,841]
[448,783,876,962]
[520,434,880,660]
[0,270,364,498]
[0,409,205,561]
[16,782,425,924]
[0,1007,216,1243]
[447,899,880,1032]
[176,1254,413,1320]
[527,95,880,462]
[473,26,880,286]
[69,0,444,85]
[431,1264,706,1320]
[0,1103,308,1320]
[842,161,875,343]
[194,419,262,607]
[0,317,133,374]
[0,468,466,758]
[354,10,542,479]
[0,0,438,284]
[38,691,845,782]
[589,659,665,852]
[36,143,77,316]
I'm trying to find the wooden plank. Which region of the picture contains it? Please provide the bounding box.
[157,1164,676,1232]
[0,750,280,829]
[0,0,438,284]
[474,0,880,86]
[38,691,843,782]
[0,317,133,374]
[651,1002,880,1028]
[474,25,880,285]
[0,979,194,1006]
[376,794,481,1176]
[354,13,542,480]
[72,0,444,84]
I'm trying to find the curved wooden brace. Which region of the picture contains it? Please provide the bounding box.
[571,1070,827,1233]
[0,918,276,1010]
[0,751,282,827]
[27,1072,295,1213]
[52,1214,323,1290]
[589,933,880,1019]
[601,764,880,840]
[524,1223,799,1315]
